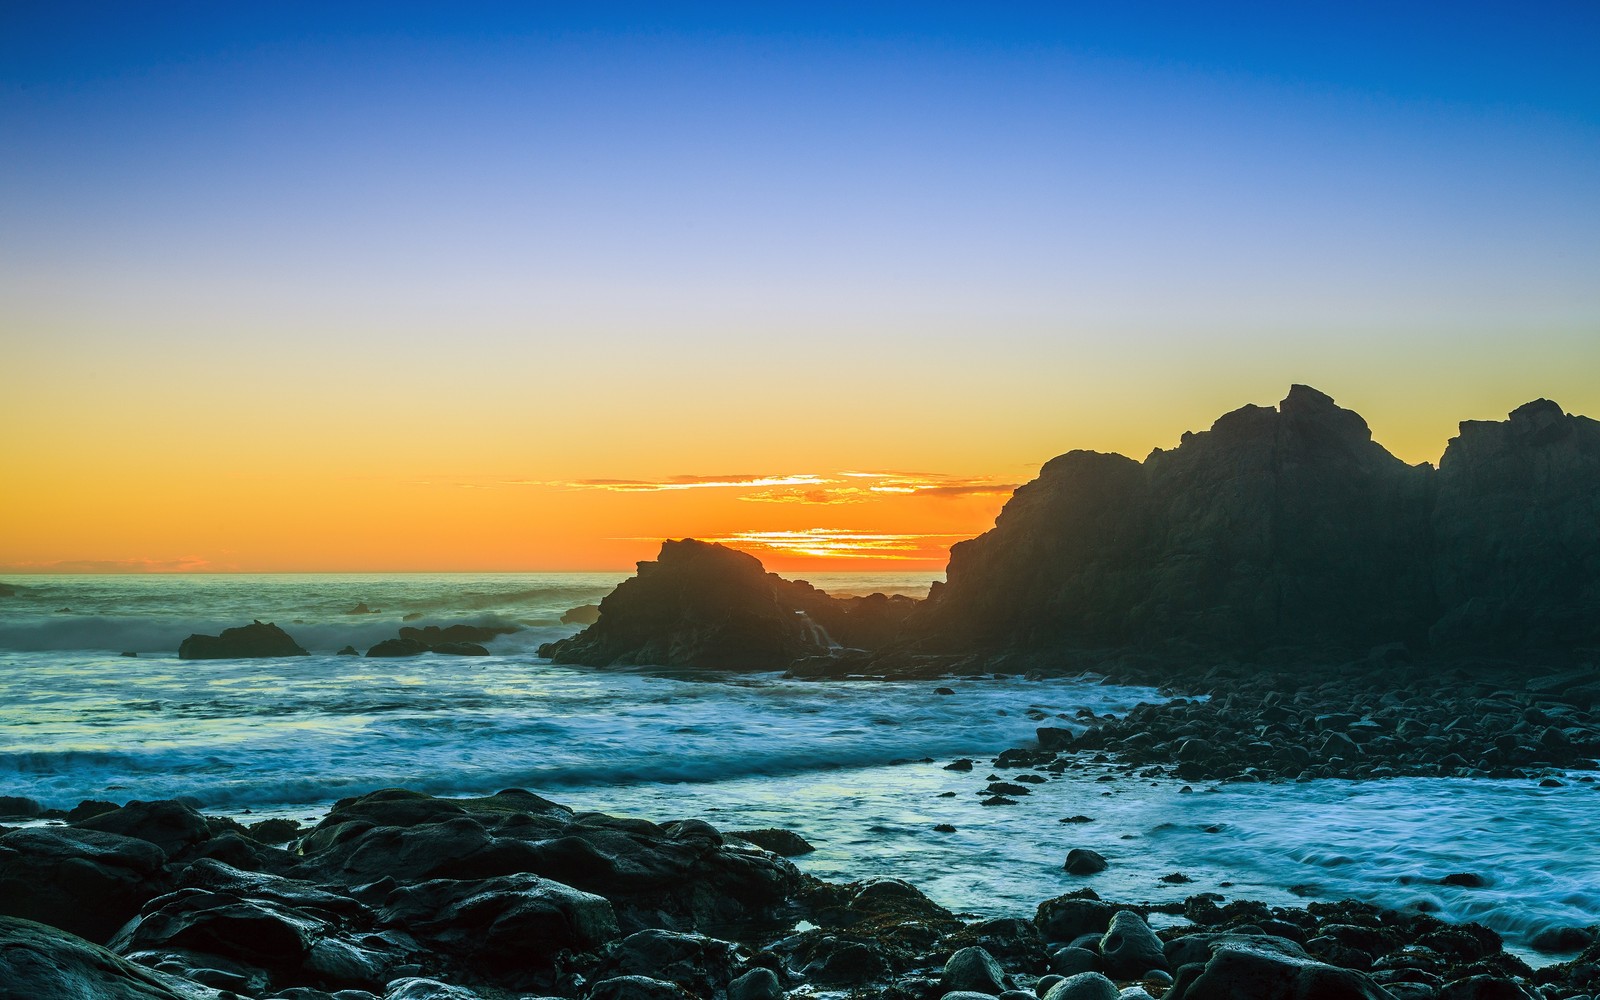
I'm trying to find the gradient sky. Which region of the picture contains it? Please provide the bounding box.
[2,2,1597,573]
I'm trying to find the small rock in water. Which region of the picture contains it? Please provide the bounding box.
[933,824,957,833]
[336,645,360,656]
[729,828,814,856]
[1065,849,1108,875]
[119,651,137,657]
[945,758,975,771]
[1060,815,1094,824]
[935,686,956,695]
[1529,925,1596,953]
[1440,872,1489,888]
[1160,872,1193,884]
[982,796,1019,806]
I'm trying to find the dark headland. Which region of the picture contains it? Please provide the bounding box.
[6,386,1600,1000]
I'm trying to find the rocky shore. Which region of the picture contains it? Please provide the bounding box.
[4,785,1597,1000]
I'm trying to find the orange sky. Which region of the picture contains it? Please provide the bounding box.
[4,9,1597,574]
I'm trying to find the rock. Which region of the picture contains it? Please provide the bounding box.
[386,980,489,1000]
[889,387,1600,664]
[728,967,782,1000]
[0,582,14,597]
[429,641,489,656]
[108,889,332,982]
[588,976,698,1000]
[943,945,1006,995]
[1529,925,1596,952]
[561,604,602,625]
[376,873,619,970]
[1097,911,1167,978]
[0,915,219,999]
[1064,850,1108,875]
[1167,938,1393,1000]
[346,603,380,615]
[1441,873,1489,888]
[596,929,741,996]
[729,829,815,856]
[67,799,121,822]
[1049,947,1100,975]
[397,624,517,647]
[1436,976,1536,1000]
[1040,972,1118,1000]
[1036,894,1117,943]
[180,621,308,659]
[366,638,430,657]
[74,799,212,858]
[0,827,169,941]
[537,539,917,669]
[336,645,360,656]
[0,796,42,819]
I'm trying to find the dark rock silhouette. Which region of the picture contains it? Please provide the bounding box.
[368,623,512,656]
[0,582,15,597]
[178,621,308,660]
[538,539,916,670]
[906,387,1600,664]
[562,603,603,625]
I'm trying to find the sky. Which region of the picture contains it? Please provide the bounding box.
[2,2,1597,574]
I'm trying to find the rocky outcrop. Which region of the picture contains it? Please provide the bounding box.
[0,916,220,1000]
[904,387,1600,664]
[1431,399,1600,653]
[539,539,916,670]
[178,622,308,660]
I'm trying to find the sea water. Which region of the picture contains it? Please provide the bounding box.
[2,573,1597,959]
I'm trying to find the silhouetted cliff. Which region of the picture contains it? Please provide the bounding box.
[907,386,1599,662]
[547,388,1598,672]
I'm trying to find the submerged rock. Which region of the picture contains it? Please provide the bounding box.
[179,621,308,660]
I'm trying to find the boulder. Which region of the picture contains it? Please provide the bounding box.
[1064,850,1107,875]
[0,796,42,819]
[0,915,219,999]
[366,638,430,658]
[397,624,517,647]
[179,622,308,660]
[74,800,213,859]
[943,945,1006,995]
[0,827,169,941]
[728,829,815,856]
[1097,911,1166,978]
[728,967,783,1000]
[594,929,740,996]
[1167,939,1393,1000]
[1040,972,1118,1000]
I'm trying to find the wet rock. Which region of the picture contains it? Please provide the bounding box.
[943,945,1006,995]
[428,641,489,656]
[376,873,619,972]
[1167,938,1393,1000]
[1040,971,1117,1000]
[1530,925,1596,953]
[74,799,213,859]
[398,624,517,647]
[1048,947,1100,976]
[729,828,815,856]
[1097,911,1166,979]
[366,638,430,657]
[596,929,740,996]
[336,646,360,656]
[1064,850,1108,875]
[0,827,169,941]
[588,976,697,1000]
[1441,873,1489,888]
[1036,893,1116,943]
[728,967,782,1000]
[180,621,309,659]
[67,799,121,822]
[386,979,491,999]
[1436,975,1536,1000]
[0,915,218,1000]
[561,604,602,625]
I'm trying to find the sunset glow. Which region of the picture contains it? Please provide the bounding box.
[2,5,1596,575]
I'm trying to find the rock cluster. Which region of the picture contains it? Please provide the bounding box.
[5,788,1595,1000]
[1049,660,1600,783]
[906,388,1600,664]
[366,623,517,657]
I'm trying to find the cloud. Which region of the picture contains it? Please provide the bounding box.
[537,474,836,493]
[699,528,967,561]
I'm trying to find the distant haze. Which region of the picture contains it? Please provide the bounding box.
[2,5,1596,572]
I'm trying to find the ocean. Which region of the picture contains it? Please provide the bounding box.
[2,572,1597,959]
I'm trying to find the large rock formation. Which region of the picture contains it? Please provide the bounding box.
[903,386,1600,663]
[538,539,916,670]
[1430,399,1600,653]
[178,622,308,660]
